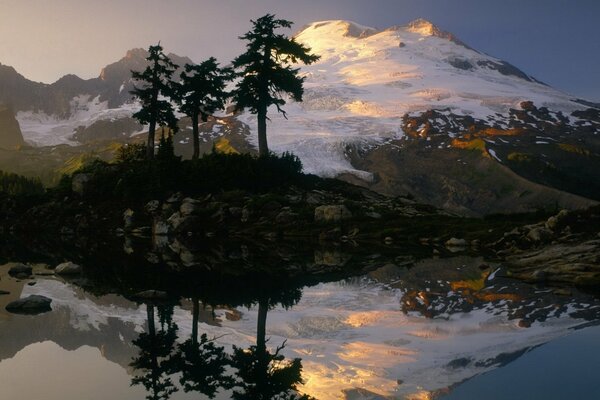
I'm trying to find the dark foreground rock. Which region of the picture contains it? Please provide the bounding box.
[6,263,32,277]
[54,262,82,275]
[5,295,52,314]
[491,207,600,288]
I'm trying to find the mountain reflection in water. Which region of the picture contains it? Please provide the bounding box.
[0,241,600,400]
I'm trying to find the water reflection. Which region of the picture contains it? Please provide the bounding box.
[1,241,600,400]
[130,290,312,400]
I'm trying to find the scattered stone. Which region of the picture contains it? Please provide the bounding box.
[166,192,183,204]
[153,220,170,236]
[123,209,135,229]
[384,236,394,245]
[7,263,32,277]
[27,281,36,286]
[366,211,382,219]
[180,198,200,216]
[275,209,298,224]
[526,227,553,244]
[145,200,160,214]
[55,262,82,275]
[5,295,52,314]
[445,238,467,248]
[314,205,352,222]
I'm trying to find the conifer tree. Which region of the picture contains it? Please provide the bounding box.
[131,43,179,159]
[178,58,232,159]
[232,14,319,157]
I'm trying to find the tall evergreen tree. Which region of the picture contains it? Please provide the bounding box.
[178,58,232,159]
[131,43,179,159]
[232,14,319,157]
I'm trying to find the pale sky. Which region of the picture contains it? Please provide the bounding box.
[0,0,598,101]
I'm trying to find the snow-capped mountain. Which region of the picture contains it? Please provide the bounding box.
[0,19,598,214]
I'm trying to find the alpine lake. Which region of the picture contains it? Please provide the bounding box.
[0,233,599,400]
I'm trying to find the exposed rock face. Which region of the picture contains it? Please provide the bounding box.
[0,106,25,150]
[5,295,52,314]
[492,208,600,287]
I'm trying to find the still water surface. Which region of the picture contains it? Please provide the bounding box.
[0,253,599,400]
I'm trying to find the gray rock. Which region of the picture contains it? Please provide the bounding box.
[314,205,352,222]
[6,295,52,314]
[153,220,170,236]
[123,208,135,229]
[275,209,298,224]
[55,262,82,275]
[145,200,161,214]
[180,198,200,216]
[526,227,553,243]
[445,238,467,247]
[167,212,185,230]
[7,263,32,277]
[166,192,183,204]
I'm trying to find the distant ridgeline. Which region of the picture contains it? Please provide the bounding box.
[0,170,44,196]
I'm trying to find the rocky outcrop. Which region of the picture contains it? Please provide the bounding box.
[0,106,25,150]
[492,208,600,287]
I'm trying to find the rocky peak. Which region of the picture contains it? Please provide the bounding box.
[296,20,378,39]
[405,18,443,36]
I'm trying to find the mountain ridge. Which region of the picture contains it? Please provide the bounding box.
[0,18,598,214]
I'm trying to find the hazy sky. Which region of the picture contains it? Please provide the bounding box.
[0,0,598,101]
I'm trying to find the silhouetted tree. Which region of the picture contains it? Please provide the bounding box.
[232,14,319,156]
[130,303,179,400]
[131,43,179,159]
[178,58,232,159]
[173,299,234,398]
[230,296,313,400]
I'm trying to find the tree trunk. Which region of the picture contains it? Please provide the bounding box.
[257,107,268,157]
[147,119,156,159]
[192,113,200,160]
[256,298,268,355]
[192,297,199,345]
[257,44,270,157]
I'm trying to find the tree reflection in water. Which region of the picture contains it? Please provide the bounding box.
[130,288,314,400]
[130,303,179,400]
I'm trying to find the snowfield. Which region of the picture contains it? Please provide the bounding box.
[16,19,589,178]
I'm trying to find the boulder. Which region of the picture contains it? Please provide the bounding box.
[526,227,553,244]
[123,209,135,229]
[145,200,161,214]
[6,263,32,277]
[153,220,170,236]
[55,262,82,275]
[6,295,52,314]
[314,205,352,222]
[445,238,467,248]
[180,198,200,216]
[275,209,298,224]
